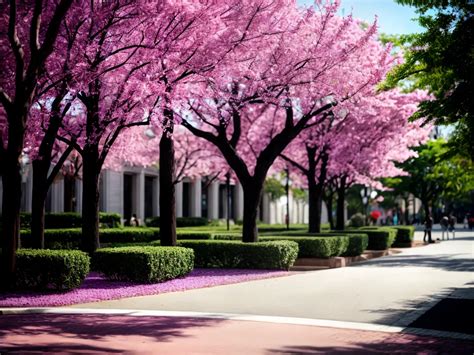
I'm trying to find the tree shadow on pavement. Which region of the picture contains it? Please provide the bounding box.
[0,313,225,352]
[266,332,474,354]
[355,253,474,272]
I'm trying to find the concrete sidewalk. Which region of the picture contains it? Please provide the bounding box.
[1,312,473,354]
[69,229,474,328]
[1,228,473,353]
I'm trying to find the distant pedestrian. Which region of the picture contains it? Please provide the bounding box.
[441,215,449,240]
[130,213,140,227]
[393,211,398,226]
[423,213,433,243]
[448,214,456,239]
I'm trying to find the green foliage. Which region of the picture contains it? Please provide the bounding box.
[13,249,90,290]
[93,246,194,283]
[177,240,298,270]
[383,1,474,159]
[264,177,286,201]
[21,227,158,249]
[19,212,121,229]
[146,216,209,227]
[358,227,397,250]
[349,213,366,227]
[260,236,349,258]
[391,225,416,246]
[291,187,307,202]
[389,139,474,213]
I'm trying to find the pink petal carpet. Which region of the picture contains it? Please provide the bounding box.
[0,269,291,308]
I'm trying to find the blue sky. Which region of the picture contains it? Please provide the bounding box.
[297,0,423,35]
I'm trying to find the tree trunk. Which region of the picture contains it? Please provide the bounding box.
[159,117,177,246]
[336,178,347,230]
[1,154,22,288]
[1,106,26,288]
[242,181,264,243]
[325,189,335,230]
[308,180,323,233]
[31,160,49,249]
[81,146,101,254]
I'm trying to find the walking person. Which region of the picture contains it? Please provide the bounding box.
[448,214,456,239]
[441,215,449,240]
[423,213,433,243]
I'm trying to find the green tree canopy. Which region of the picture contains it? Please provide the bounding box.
[382,0,474,159]
[386,139,474,215]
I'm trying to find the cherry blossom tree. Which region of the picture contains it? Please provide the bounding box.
[326,89,432,229]
[0,0,74,286]
[181,2,386,242]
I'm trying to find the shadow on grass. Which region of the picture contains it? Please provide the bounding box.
[0,313,225,352]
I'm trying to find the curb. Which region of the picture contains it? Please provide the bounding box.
[1,307,473,341]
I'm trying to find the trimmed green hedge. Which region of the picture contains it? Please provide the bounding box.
[259,236,349,258]
[146,217,209,227]
[14,249,90,290]
[391,226,415,246]
[93,246,194,283]
[19,212,121,229]
[334,228,396,250]
[177,240,298,270]
[21,227,158,249]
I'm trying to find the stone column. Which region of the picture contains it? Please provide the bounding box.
[23,168,33,212]
[234,182,244,221]
[153,176,159,216]
[190,177,202,217]
[100,170,124,216]
[50,177,64,212]
[134,170,145,221]
[207,181,219,220]
[262,193,271,223]
[175,181,183,217]
[75,179,83,213]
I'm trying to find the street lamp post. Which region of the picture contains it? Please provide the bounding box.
[285,166,290,230]
[226,171,231,231]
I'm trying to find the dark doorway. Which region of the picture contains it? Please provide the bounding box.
[145,176,155,218]
[182,182,190,217]
[64,175,76,212]
[123,174,133,224]
[201,180,208,218]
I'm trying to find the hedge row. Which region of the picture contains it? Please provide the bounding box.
[391,226,415,246]
[93,246,194,283]
[20,227,159,249]
[259,236,349,258]
[19,212,121,229]
[146,217,209,227]
[13,249,90,290]
[335,228,397,250]
[177,240,298,270]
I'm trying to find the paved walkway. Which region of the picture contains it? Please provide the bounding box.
[69,229,474,327]
[1,227,473,353]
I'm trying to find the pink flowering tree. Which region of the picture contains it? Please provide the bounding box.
[326,89,432,229]
[0,0,74,285]
[180,2,385,242]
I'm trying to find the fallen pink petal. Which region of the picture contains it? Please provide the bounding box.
[0,269,291,308]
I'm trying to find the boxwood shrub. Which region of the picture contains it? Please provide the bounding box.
[177,240,298,270]
[19,212,121,229]
[335,228,396,250]
[258,232,368,257]
[14,249,90,290]
[260,236,349,258]
[391,226,415,246]
[21,227,158,249]
[146,216,209,227]
[93,246,194,283]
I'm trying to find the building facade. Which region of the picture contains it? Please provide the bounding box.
[1,165,329,226]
